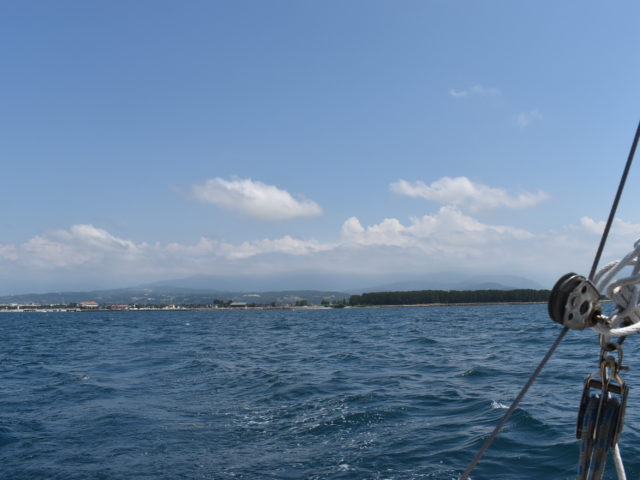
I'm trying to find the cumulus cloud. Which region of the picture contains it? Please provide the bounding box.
[191,177,323,221]
[516,108,543,127]
[341,207,532,252]
[449,85,501,99]
[341,217,408,247]
[21,225,143,268]
[390,177,549,212]
[7,224,331,271]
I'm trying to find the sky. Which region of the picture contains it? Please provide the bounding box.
[1,1,640,294]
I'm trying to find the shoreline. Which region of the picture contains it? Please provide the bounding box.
[355,301,548,308]
[0,301,550,313]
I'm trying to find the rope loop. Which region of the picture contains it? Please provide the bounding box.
[592,240,640,338]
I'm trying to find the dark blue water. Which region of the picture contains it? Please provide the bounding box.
[2,305,640,479]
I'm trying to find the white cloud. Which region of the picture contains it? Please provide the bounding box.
[580,216,640,237]
[21,225,143,268]
[516,108,543,127]
[449,85,501,99]
[390,177,549,212]
[581,216,605,235]
[0,245,18,261]
[191,177,323,221]
[341,207,532,251]
[341,217,408,247]
[0,214,534,290]
[3,213,640,293]
[2,224,330,271]
[217,236,331,260]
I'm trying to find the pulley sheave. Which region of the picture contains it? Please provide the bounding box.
[548,273,601,330]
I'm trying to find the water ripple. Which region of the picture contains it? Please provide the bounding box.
[2,305,639,479]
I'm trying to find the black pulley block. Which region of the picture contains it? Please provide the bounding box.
[548,273,600,330]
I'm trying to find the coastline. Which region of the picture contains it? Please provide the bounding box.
[0,302,550,313]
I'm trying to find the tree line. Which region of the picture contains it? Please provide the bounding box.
[348,289,550,306]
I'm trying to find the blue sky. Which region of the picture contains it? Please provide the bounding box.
[1,1,639,294]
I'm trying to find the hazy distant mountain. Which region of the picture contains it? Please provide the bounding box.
[360,273,544,293]
[147,275,238,290]
[147,272,545,294]
[456,274,545,290]
[145,274,358,292]
[0,272,545,305]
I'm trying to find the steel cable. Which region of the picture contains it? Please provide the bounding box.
[459,120,640,480]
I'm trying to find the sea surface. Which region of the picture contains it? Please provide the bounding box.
[2,305,640,479]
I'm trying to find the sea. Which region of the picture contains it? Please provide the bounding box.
[2,304,640,480]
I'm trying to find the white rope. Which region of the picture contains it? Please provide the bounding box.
[612,444,627,480]
[591,239,640,338]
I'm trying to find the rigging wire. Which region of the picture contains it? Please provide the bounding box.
[589,121,640,281]
[459,327,568,480]
[459,120,640,480]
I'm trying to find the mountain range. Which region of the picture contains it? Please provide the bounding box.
[0,273,545,305]
[363,273,544,292]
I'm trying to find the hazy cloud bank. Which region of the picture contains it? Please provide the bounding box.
[2,210,640,294]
